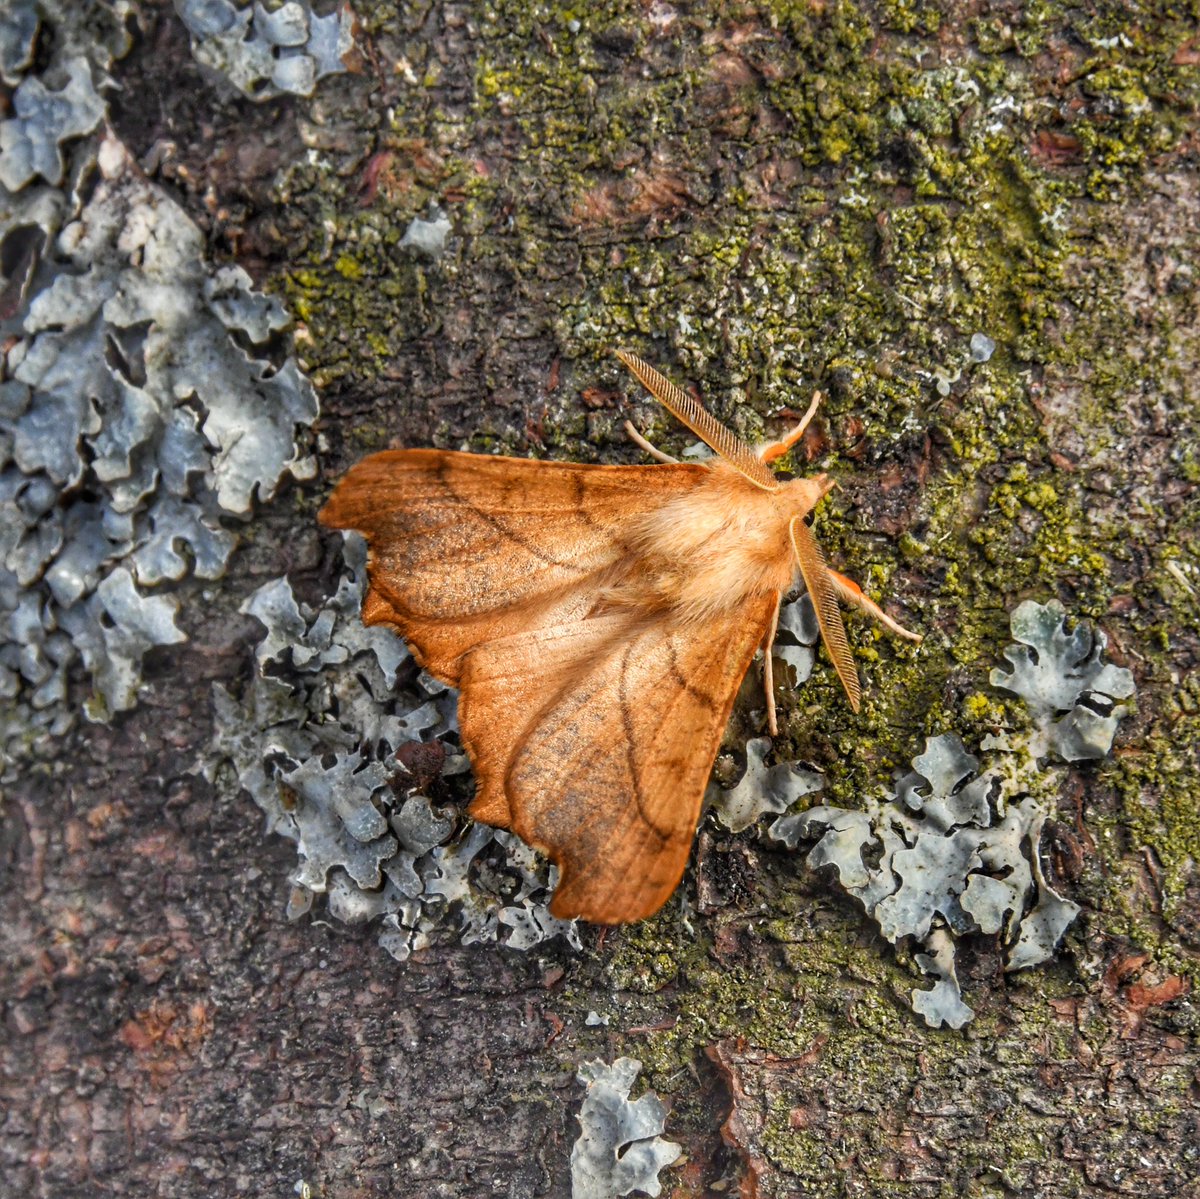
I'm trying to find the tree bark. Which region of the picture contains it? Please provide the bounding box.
[4,2,1198,1196]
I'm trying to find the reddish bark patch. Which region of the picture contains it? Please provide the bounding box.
[1126,976,1189,1012]
[570,166,694,228]
[1029,129,1084,167]
[706,1039,766,1199]
[1173,37,1200,65]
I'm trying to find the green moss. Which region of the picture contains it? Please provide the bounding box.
[877,0,941,36]
[334,254,364,280]
[1110,723,1200,972]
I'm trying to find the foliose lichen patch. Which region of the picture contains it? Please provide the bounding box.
[1,4,319,771]
[571,1057,681,1199]
[990,597,1136,761]
[0,0,40,86]
[711,733,824,835]
[733,600,1135,1027]
[204,535,581,958]
[175,0,355,100]
[0,56,106,191]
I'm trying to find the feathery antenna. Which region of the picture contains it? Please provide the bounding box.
[614,350,779,492]
[789,515,861,711]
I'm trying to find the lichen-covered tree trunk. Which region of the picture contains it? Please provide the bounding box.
[4,1,1198,1196]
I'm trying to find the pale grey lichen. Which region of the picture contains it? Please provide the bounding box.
[969,332,996,363]
[1,135,316,742]
[2,4,321,770]
[774,589,818,687]
[990,598,1135,762]
[778,730,1088,1028]
[571,1058,681,1199]
[1005,805,1087,973]
[911,928,974,1031]
[0,57,105,191]
[706,590,820,830]
[711,735,823,834]
[60,567,187,720]
[176,0,355,100]
[0,0,39,87]
[400,206,453,260]
[735,603,1133,1027]
[204,537,581,960]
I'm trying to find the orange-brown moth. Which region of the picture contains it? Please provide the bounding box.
[319,351,919,924]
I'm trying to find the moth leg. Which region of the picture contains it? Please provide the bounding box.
[624,420,680,465]
[827,570,922,642]
[761,598,780,735]
[758,391,822,464]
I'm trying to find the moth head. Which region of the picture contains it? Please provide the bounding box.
[781,471,836,520]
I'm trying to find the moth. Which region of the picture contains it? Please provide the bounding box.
[319,351,919,924]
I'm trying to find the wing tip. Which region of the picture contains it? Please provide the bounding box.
[545,838,689,925]
[548,877,670,926]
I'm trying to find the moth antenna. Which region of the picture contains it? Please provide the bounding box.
[759,390,822,464]
[788,515,861,712]
[623,420,680,465]
[614,349,779,492]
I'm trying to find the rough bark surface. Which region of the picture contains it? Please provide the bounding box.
[4,2,1199,1197]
